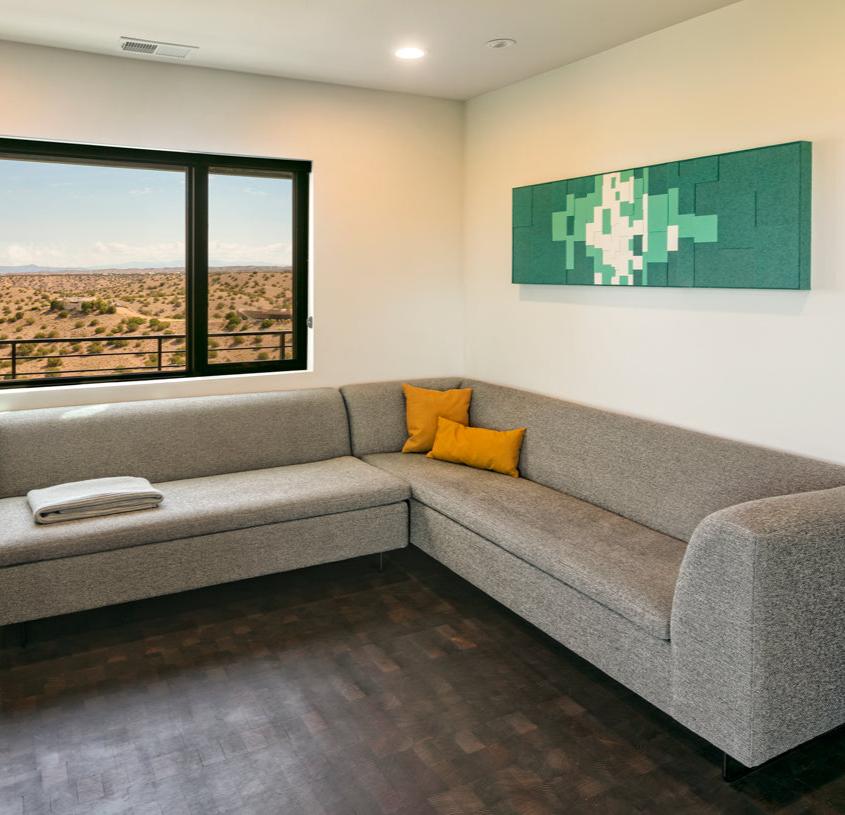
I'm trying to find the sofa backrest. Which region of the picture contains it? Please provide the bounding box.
[0,388,350,498]
[465,379,845,542]
[340,378,463,456]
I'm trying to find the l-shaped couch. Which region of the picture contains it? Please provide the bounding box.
[0,378,843,776]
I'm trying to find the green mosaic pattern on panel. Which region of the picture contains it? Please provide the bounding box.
[512,141,811,289]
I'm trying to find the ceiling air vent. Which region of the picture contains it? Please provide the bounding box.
[120,37,197,60]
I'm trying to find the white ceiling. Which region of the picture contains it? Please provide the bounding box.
[0,0,739,100]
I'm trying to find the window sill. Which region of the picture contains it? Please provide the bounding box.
[0,365,317,412]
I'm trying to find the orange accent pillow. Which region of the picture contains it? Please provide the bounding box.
[427,416,526,477]
[402,383,473,454]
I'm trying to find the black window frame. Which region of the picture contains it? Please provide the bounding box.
[0,137,311,389]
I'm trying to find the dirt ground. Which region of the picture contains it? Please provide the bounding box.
[0,266,293,379]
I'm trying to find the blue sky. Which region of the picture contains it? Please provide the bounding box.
[0,159,292,269]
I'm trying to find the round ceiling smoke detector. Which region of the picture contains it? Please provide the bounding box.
[486,38,517,49]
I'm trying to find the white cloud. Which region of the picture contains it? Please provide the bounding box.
[0,241,184,268]
[209,240,292,266]
[129,187,153,197]
[0,239,292,268]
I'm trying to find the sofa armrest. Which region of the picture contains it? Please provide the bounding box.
[670,486,845,767]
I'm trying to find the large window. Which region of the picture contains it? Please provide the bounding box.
[0,138,310,387]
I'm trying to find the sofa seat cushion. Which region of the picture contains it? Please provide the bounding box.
[364,453,686,640]
[0,456,409,568]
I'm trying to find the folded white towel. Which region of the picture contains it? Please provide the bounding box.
[27,476,164,524]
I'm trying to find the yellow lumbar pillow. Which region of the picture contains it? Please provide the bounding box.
[427,416,526,478]
[402,383,473,454]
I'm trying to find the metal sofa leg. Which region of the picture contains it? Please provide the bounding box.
[1,621,28,649]
[722,752,753,782]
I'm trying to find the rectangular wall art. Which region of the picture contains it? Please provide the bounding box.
[512,141,811,289]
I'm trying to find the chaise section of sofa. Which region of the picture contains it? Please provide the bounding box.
[342,378,845,770]
[0,388,410,626]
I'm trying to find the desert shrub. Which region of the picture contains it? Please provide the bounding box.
[170,352,185,365]
[95,326,106,335]
[57,311,69,319]
[231,335,244,346]
[45,357,62,369]
[257,351,269,361]
[260,319,273,329]
[86,342,104,355]
[81,298,115,315]
[74,320,84,329]
[49,299,65,312]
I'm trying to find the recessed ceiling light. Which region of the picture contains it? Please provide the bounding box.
[486,38,517,49]
[394,46,426,60]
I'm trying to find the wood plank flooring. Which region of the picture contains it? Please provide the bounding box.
[0,546,842,815]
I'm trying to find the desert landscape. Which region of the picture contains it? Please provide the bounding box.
[0,266,293,380]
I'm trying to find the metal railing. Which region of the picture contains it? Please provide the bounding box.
[0,329,293,379]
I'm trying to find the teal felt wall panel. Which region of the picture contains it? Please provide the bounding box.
[512,186,533,228]
[512,141,811,289]
[798,141,812,289]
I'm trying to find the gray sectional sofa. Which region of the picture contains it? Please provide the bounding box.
[0,389,409,625]
[1,378,843,776]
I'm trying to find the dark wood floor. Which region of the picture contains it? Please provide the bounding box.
[0,547,842,815]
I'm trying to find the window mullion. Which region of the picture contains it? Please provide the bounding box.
[189,163,209,375]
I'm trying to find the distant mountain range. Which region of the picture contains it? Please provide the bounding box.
[0,262,289,274]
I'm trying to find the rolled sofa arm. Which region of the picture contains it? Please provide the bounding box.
[671,485,845,767]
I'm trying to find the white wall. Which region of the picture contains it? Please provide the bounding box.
[0,41,464,410]
[464,0,845,463]
[2,0,842,465]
